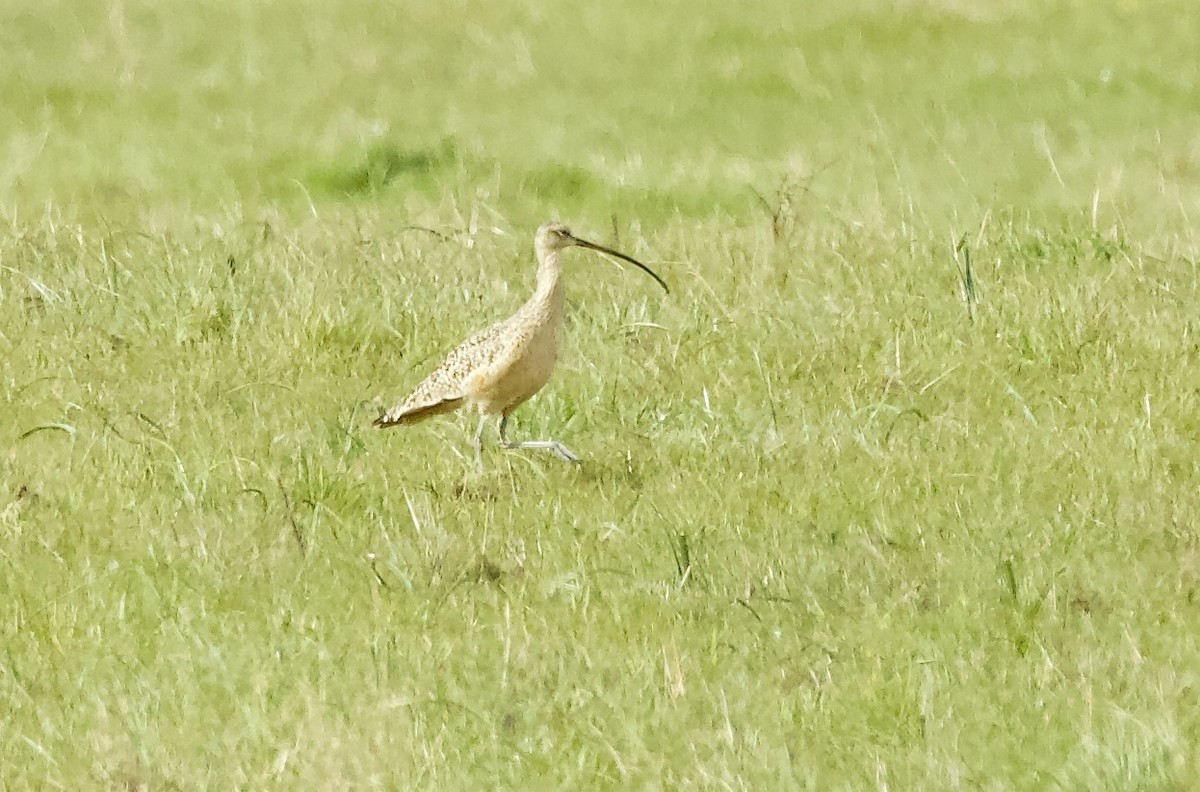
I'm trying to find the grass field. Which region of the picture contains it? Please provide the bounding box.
[3,0,1199,788]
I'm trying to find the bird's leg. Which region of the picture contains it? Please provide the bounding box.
[499,414,581,463]
[471,414,488,470]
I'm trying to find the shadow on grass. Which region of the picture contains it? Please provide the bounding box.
[305,139,711,217]
[309,137,460,196]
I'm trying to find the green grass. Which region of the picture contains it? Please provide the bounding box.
[3,0,1200,788]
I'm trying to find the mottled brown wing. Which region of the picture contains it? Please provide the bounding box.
[373,319,508,428]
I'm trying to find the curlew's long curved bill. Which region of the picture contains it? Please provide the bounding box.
[569,234,670,294]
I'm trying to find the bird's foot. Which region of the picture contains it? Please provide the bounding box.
[503,439,582,464]
[546,441,582,463]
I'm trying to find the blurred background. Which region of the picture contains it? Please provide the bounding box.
[3,0,1197,237]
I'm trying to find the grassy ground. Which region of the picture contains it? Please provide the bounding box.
[3,0,1199,788]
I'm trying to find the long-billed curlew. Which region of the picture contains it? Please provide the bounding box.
[374,221,668,466]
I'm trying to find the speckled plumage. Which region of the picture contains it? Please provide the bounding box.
[374,221,667,464]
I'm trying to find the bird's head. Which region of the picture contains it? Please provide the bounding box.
[535,221,577,253]
[533,220,669,293]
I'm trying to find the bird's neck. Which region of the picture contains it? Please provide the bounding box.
[528,249,564,311]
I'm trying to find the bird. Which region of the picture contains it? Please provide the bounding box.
[374,221,669,467]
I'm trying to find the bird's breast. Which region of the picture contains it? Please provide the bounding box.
[466,311,561,415]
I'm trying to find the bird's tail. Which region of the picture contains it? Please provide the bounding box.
[373,397,466,428]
